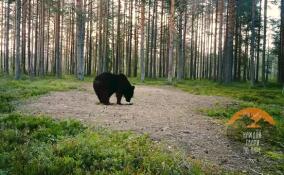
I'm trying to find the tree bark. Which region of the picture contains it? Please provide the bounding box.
[168,0,175,83]
[140,0,145,82]
[4,1,10,74]
[55,0,61,78]
[222,0,235,84]
[15,0,21,80]
[217,0,224,81]
[22,0,27,74]
[262,0,267,83]
[115,0,121,74]
[177,11,184,80]
[250,0,256,86]
[279,0,284,83]
[39,0,45,77]
[76,0,86,80]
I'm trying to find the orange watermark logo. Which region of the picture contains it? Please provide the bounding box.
[227,108,276,154]
[227,107,275,128]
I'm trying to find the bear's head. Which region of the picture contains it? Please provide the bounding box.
[124,85,135,102]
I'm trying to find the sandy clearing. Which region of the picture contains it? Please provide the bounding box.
[18,84,257,172]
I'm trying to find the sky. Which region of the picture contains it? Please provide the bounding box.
[267,2,280,48]
[268,2,280,19]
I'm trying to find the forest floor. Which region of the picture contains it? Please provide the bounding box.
[18,83,259,173]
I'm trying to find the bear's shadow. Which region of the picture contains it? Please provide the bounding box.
[96,102,133,106]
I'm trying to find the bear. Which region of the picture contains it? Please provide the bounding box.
[93,72,135,105]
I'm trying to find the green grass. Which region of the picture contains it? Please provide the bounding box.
[0,76,242,175]
[131,78,284,106]
[0,113,239,175]
[0,76,87,113]
[0,113,194,175]
[131,78,284,145]
[1,76,282,174]
[131,78,284,174]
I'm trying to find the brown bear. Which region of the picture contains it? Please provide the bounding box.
[93,72,135,105]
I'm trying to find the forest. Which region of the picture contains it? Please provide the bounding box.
[0,0,284,174]
[0,0,283,84]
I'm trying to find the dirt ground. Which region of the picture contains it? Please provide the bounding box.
[18,84,260,173]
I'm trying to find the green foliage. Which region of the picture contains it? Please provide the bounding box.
[0,77,245,175]
[0,113,196,175]
[205,101,284,174]
[0,76,81,113]
[133,78,284,106]
[134,78,284,174]
[1,76,281,174]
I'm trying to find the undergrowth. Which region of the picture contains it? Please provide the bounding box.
[132,78,284,174]
[0,76,82,113]
[0,113,201,175]
[0,76,240,175]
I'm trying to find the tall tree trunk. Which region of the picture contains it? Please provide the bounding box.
[145,2,151,77]
[46,9,50,75]
[28,0,33,78]
[70,4,75,74]
[140,0,145,82]
[15,0,21,80]
[0,0,4,73]
[111,0,115,73]
[159,0,164,78]
[55,0,61,78]
[190,1,196,79]
[39,0,45,77]
[149,1,155,78]
[183,9,187,78]
[243,28,249,81]
[168,0,175,83]
[237,22,242,80]
[250,0,256,86]
[76,0,86,80]
[152,0,158,78]
[98,0,103,74]
[234,0,240,80]
[127,0,133,77]
[279,0,284,83]
[115,0,121,74]
[87,0,93,76]
[22,0,27,74]
[262,0,267,83]
[133,0,139,77]
[194,13,199,79]
[209,2,214,79]
[213,0,218,80]
[4,1,10,74]
[103,0,109,73]
[223,0,235,83]
[177,11,184,80]
[34,0,39,76]
[256,0,262,83]
[217,0,224,81]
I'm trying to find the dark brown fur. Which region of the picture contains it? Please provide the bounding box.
[93,72,135,105]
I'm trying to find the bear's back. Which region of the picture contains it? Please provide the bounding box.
[94,72,118,90]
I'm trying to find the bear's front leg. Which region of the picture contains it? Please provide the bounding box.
[102,97,111,105]
[100,91,110,105]
[116,92,122,105]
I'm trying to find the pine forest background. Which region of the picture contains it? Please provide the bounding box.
[0,0,283,86]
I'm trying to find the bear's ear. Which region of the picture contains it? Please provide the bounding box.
[132,86,135,90]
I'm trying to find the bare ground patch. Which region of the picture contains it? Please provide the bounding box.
[18,84,258,172]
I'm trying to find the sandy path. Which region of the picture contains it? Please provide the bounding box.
[18,84,252,172]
